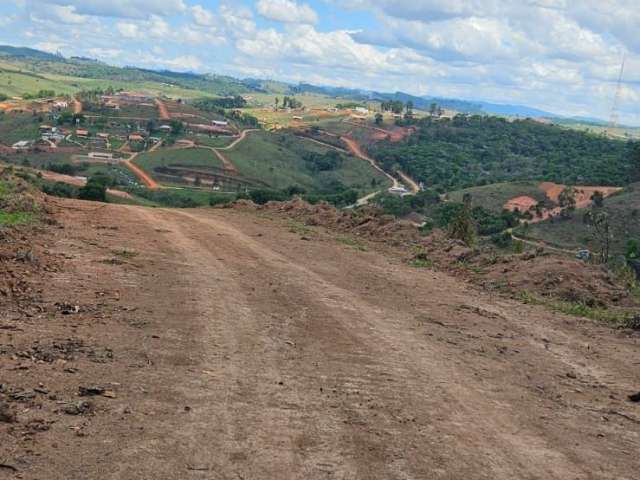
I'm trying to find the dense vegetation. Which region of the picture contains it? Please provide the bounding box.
[194,96,247,110]
[370,116,639,192]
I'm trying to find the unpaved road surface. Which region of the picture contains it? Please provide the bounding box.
[1,200,639,479]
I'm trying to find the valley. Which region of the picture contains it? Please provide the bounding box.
[1,42,639,480]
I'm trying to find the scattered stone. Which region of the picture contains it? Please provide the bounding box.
[79,385,106,397]
[566,372,577,379]
[629,392,640,403]
[56,303,80,315]
[9,390,36,402]
[0,401,17,423]
[63,400,94,415]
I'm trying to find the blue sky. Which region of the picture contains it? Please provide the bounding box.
[1,1,639,124]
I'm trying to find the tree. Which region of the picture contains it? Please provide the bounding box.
[275,97,279,110]
[632,142,640,181]
[374,113,383,125]
[429,102,438,117]
[78,175,108,202]
[406,101,414,115]
[170,119,184,135]
[591,190,604,208]
[583,210,611,264]
[558,187,576,219]
[449,193,476,246]
[626,239,640,260]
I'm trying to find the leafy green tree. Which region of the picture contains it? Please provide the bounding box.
[78,175,108,202]
[375,113,383,125]
[626,239,640,260]
[449,193,476,246]
[170,120,184,135]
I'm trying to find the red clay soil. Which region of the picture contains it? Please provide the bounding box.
[505,182,624,222]
[1,197,639,479]
[124,157,159,189]
[505,195,539,212]
[155,98,170,120]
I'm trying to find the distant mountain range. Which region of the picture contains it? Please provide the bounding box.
[0,44,613,125]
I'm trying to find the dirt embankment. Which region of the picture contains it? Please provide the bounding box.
[2,194,639,479]
[231,199,639,312]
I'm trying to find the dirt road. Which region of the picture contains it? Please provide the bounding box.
[217,128,259,151]
[156,98,170,120]
[343,136,399,190]
[125,141,162,189]
[3,200,638,479]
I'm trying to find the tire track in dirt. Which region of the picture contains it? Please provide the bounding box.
[110,206,639,479]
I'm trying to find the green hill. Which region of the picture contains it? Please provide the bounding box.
[225,131,389,194]
[0,45,258,99]
[369,115,639,192]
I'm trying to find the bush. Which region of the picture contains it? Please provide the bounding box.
[491,231,513,248]
[46,163,79,176]
[42,181,77,199]
[249,189,288,205]
[78,175,108,202]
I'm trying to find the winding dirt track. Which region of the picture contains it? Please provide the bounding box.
[20,201,639,479]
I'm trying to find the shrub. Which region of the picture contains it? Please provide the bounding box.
[78,175,108,202]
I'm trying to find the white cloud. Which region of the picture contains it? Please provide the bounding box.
[256,0,318,24]
[116,22,141,39]
[28,0,187,19]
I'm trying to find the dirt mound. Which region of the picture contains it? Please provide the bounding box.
[0,168,47,215]
[244,199,638,311]
[235,199,421,245]
[482,254,629,307]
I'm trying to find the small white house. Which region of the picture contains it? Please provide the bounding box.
[212,120,229,127]
[388,186,409,196]
[12,140,31,150]
[354,107,369,115]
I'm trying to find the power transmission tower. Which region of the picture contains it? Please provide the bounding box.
[609,54,626,130]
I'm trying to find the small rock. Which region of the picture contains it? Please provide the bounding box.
[566,372,577,379]
[628,392,640,403]
[0,402,17,423]
[9,390,36,402]
[79,385,106,397]
[63,400,93,415]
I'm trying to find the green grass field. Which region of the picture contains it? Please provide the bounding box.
[518,183,639,254]
[0,112,42,144]
[0,61,214,100]
[135,147,223,173]
[446,181,549,212]
[224,131,389,193]
[184,134,234,148]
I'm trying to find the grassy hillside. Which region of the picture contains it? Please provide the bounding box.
[370,115,639,192]
[0,49,258,99]
[518,183,640,254]
[225,131,389,193]
[446,181,549,212]
[135,148,224,173]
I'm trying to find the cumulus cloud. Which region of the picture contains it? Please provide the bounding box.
[256,0,318,24]
[28,0,187,19]
[2,0,639,124]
